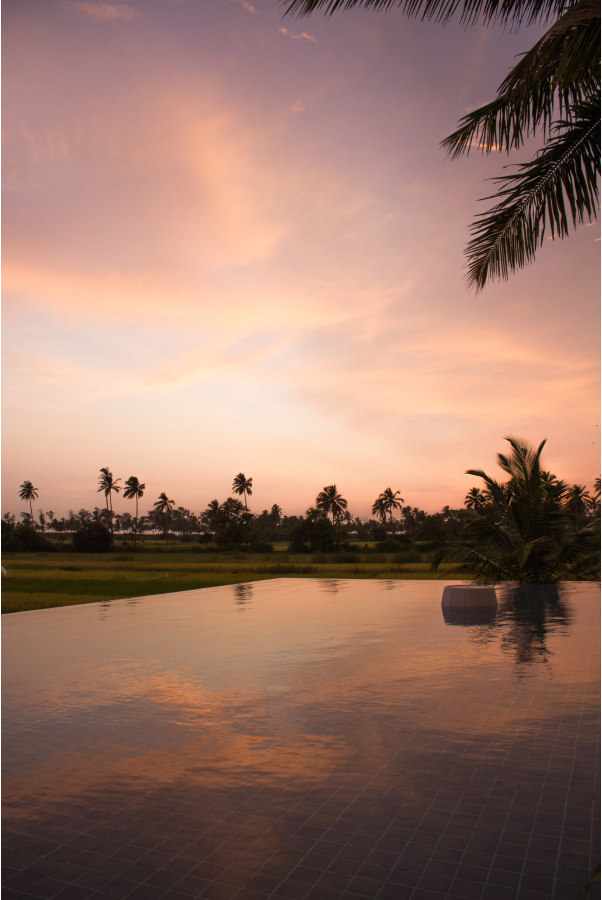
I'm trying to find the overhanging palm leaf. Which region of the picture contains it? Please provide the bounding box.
[464,94,599,288]
[443,0,600,158]
[285,0,571,27]
[283,0,599,287]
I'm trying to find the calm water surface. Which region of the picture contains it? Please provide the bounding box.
[2,579,600,900]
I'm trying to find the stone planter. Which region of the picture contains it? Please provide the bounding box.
[441,584,498,610]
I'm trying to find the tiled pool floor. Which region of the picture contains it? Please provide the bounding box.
[2,579,600,900]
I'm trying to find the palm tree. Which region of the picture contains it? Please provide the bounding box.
[591,476,601,514]
[464,486,488,511]
[18,481,39,524]
[316,485,348,523]
[97,468,121,543]
[123,476,145,546]
[566,483,592,524]
[382,487,404,527]
[201,499,220,526]
[371,494,388,526]
[285,0,600,289]
[434,436,600,582]
[153,492,176,549]
[232,473,253,509]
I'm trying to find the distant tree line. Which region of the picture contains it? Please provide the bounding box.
[3,451,600,577]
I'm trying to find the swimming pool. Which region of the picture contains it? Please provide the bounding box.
[2,579,600,899]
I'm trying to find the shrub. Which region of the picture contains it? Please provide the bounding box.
[337,551,360,563]
[248,540,274,553]
[72,522,112,553]
[392,546,421,564]
[2,524,55,552]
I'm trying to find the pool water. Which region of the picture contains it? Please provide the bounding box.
[2,579,600,900]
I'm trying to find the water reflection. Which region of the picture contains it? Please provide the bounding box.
[442,606,497,627]
[319,579,346,594]
[442,583,575,672]
[233,583,253,606]
[2,579,598,900]
[497,583,572,670]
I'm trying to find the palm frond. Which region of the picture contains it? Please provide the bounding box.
[465,93,600,289]
[442,0,599,158]
[284,0,570,28]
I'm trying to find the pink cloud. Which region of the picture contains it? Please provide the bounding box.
[279,27,317,43]
[64,2,136,22]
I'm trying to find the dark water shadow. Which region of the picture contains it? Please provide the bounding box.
[440,583,574,672]
[319,580,347,594]
[233,583,253,607]
[442,606,498,627]
[495,583,572,669]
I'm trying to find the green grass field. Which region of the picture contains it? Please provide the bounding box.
[1,548,462,613]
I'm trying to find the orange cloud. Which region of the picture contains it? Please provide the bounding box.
[279,27,317,42]
[64,2,137,21]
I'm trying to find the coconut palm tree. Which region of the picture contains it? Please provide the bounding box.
[123,476,145,546]
[97,468,121,543]
[464,486,489,511]
[382,487,404,527]
[153,492,176,549]
[372,494,388,527]
[18,481,39,524]
[232,473,253,509]
[590,476,601,514]
[201,499,220,526]
[285,0,600,289]
[434,436,600,582]
[316,485,348,523]
[565,483,592,524]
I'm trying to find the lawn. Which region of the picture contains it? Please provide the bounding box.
[1,547,462,613]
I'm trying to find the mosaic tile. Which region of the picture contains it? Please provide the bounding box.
[3,579,600,900]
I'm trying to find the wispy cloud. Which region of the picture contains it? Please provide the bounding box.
[290,100,305,113]
[64,2,136,22]
[234,0,259,13]
[279,27,317,43]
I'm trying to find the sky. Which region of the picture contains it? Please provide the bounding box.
[2,0,600,521]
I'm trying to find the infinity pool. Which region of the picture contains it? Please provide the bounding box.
[2,579,600,900]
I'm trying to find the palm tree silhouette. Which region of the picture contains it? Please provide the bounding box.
[97,468,121,543]
[566,484,592,524]
[154,492,175,549]
[316,485,348,524]
[435,436,600,582]
[202,499,220,526]
[19,480,39,525]
[382,487,404,527]
[232,473,253,509]
[123,476,146,546]
[371,495,388,527]
[464,487,488,511]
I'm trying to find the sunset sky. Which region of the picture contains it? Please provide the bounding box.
[3,0,600,520]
